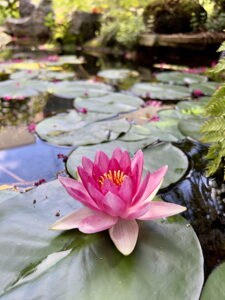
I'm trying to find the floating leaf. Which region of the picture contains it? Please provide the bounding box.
[0,80,48,98]
[200,262,225,300]
[48,80,113,99]
[143,142,189,188]
[119,124,156,141]
[75,93,144,114]
[189,82,219,96]
[178,118,205,140]
[0,180,203,300]
[130,83,190,100]
[156,71,207,85]
[36,110,116,143]
[44,55,84,66]
[37,116,130,146]
[0,189,18,204]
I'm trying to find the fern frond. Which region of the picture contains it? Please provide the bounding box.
[201,116,225,132]
[204,142,225,177]
[204,98,225,116]
[209,57,225,74]
[206,157,223,177]
[201,131,225,143]
[205,88,225,108]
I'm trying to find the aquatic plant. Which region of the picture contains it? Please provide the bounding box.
[50,148,186,255]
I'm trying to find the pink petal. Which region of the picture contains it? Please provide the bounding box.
[119,151,131,173]
[49,207,95,230]
[94,151,109,174]
[131,150,143,188]
[86,182,104,207]
[102,192,127,216]
[112,148,123,162]
[137,201,186,220]
[108,158,120,172]
[122,201,151,219]
[101,178,119,195]
[77,167,99,191]
[82,157,94,176]
[58,176,100,210]
[79,213,118,233]
[119,176,134,203]
[109,219,139,255]
[132,166,168,205]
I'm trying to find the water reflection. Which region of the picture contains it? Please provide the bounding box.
[0,136,73,186]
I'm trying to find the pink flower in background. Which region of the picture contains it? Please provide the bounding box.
[183,67,207,74]
[15,82,20,87]
[148,115,160,122]
[28,123,36,132]
[50,149,186,255]
[43,55,59,62]
[34,179,46,186]
[192,89,204,98]
[3,96,12,101]
[211,61,218,68]
[146,100,162,107]
[76,107,87,114]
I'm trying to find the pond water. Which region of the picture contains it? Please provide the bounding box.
[0,44,224,278]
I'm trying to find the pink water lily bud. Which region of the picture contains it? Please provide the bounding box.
[192,89,204,98]
[28,123,36,132]
[76,107,87,114]
[50,149,186,255]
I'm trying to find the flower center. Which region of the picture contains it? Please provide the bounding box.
[98,170,126,186]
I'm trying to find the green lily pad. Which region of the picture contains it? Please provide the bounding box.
[143,142,189,188]
[38,71,75,81]
[48,80,113,99]
[130,83,190,100]
[200,262,225,300]
[36,110,118,143]
[119,124,156,141]
[0,189,18,204]
[144,122,184,141]
[178,118,205,140]
[176,101,206,111]
[189,82,219,96]
[75,93,144,114]
[37,116,130,146]
[67,139,158,178]
[44,55,84,66]
[98,69,139,80]
[0,79,48,98]
[156,71,207,85]
[0,180,203,300]
[10,70,39,80]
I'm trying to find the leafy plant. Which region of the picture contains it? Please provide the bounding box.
[200,53,225,178]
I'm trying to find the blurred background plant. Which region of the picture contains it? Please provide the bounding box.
[1,0,225,49]
[0,0,19,24]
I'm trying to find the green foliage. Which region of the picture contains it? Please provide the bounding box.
[0,0,19,24]
[200,67,225,178]
[97,3,145,48]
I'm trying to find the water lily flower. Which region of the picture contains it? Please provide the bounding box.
[50,149,186,255]
[192,89,204,98]
[148,115,160,122]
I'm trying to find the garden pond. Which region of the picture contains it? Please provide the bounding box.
[0,47,224,299]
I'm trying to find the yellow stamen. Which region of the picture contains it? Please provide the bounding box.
[98,169,126,187]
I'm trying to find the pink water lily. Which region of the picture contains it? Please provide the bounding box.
[50,149,186,255]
